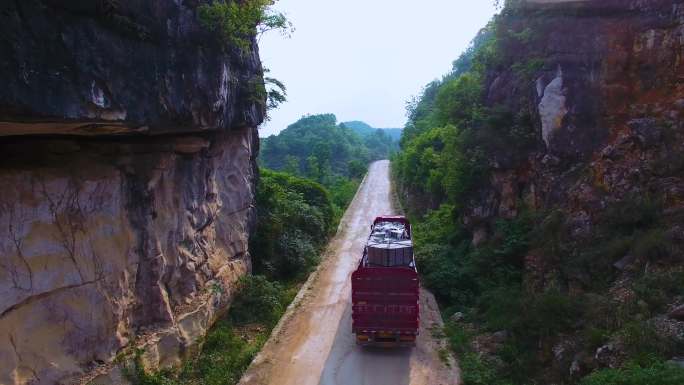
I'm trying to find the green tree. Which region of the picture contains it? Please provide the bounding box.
[197,0,291,51]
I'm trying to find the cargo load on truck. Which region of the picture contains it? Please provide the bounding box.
[351,216,419,347]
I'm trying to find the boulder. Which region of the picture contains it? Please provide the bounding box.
[669,305,684,321]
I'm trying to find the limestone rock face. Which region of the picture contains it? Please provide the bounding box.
[466,0,684,226]
[0,0,264,136]
[0,1,264,384]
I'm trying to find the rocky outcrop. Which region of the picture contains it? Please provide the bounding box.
[469,0,684,249]
[459,0,684,379]
[0,1,265,384]
[0,0,263,135]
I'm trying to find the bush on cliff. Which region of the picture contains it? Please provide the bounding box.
[198,0,290,51]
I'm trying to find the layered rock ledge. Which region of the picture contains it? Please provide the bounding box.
[0,1,265,384]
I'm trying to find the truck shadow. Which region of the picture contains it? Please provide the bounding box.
[318,302,411,385]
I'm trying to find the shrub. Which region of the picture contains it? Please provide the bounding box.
[601,195,661,234]
[527,290,583,338]
[619,321,676,364]
[581,361,684,385]
[197,0,289,51]
[460,353,513,385]
[276,229,319,279]
[192,319,263,385]
[251,169,334,280]
[478,285,524,331]
[631,228,670,262]
[230,275,286,326]
[632,270,684,315]
[444,321,474,355]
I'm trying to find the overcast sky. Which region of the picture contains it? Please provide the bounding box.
[257,1,498,137]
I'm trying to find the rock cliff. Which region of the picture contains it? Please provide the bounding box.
[475,0,684,263]
[0,1,264,384]
[467,0,684,379]
[395,0,684,381]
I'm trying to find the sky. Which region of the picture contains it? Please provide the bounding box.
[257,1,498,137]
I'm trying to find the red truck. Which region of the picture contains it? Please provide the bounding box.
[351,216,419,347]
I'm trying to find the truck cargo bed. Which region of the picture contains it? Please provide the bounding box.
[351,216,419,347]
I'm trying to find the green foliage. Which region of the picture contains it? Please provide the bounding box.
[260,115,389,222]
[511,57,544,79]
[260,114,369,181]
[631,228,670,262]
[251,169,334,280]
[229,275,287,326]
[245,70,288,112]
[581,362,684,385]
[460,353,513,385]
[619,321,676,364]
[360,128,399,161]
[444,321,473,355]
[632,270,684,315]
[601,194,661,232]
[181,321,264,385]
[343,120,403,141]
[347,159,368,179]
[261,115,398,182]
[393,3,680,385]
[395,20,537,216]
[412,206,530,309]
[327,177,360,218]
[433,73,483,127]
[197,0,290,51]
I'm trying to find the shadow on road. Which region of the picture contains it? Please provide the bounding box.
[318,302,411,385]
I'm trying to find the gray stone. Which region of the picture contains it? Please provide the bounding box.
[539,66,568,147]
[492,331,509,343]
[667,357,684,369]
[450,312,465,323]
[668,305,684,321]
[613,255,637,271]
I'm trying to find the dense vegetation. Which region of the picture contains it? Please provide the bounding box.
[343,120,402,158]
[393,7,684,385]
[260,114,399,217]
[250,169,336,281]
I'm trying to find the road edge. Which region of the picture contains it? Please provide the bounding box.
[237,164,372,385]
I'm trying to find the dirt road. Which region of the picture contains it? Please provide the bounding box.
[239,160,460,385]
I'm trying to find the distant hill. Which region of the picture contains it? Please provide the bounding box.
[342,121,403,141]
[261,114,367,179]
[260,115,398,182]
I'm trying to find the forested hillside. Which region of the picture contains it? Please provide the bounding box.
[343,120,401,160]
[394,1,684,384]
[260,114,398,216]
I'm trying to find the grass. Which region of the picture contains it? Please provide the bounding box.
[581,361,684,385]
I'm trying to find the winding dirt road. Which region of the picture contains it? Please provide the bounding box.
[239,160,460,385]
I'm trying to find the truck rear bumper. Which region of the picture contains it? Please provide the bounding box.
[355,332,416,347]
